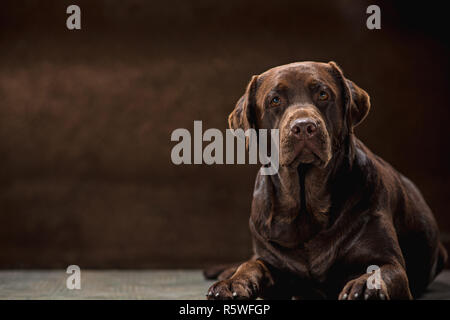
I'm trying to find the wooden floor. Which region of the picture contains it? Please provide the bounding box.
[0,270,449,300]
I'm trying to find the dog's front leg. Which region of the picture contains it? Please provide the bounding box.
[338,263,412,300]
[206,260,274,300]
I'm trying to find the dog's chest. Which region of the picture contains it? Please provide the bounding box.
[265,210,325,249]
[266,218,303,248]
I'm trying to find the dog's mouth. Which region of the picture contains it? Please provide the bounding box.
[282,138,331,168]
[279,118,333,168]
[293,140,321,164]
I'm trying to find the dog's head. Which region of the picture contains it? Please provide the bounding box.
[228,61,370,168]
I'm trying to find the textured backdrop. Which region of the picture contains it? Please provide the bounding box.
[0,0,449,268]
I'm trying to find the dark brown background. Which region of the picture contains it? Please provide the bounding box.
[0,0,449,269]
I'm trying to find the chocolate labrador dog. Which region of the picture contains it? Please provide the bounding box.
[204,61,447,300]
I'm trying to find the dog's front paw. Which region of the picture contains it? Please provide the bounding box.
[338,274,389,300]
[206,278,257,300]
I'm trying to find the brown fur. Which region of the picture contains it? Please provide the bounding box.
[205,61,447,300]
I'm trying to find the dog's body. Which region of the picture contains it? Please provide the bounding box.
[205,61,447,300]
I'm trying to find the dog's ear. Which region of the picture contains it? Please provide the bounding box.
[328,62,371,128]
[345,78,371,127]
[228,75,259,131]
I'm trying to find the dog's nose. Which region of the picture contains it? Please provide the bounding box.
[290,119,318,139]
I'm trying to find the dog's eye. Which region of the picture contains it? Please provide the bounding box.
[318,91,329,101]
[270,96,281,106]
